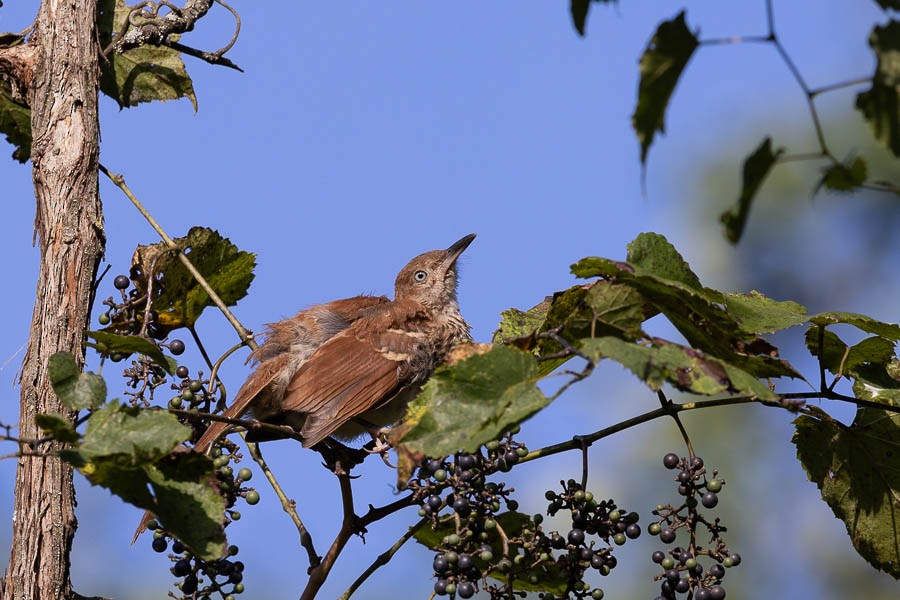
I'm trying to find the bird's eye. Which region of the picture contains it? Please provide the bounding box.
[414,270,428,282]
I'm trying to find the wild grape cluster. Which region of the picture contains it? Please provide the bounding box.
[97,269,187,406]
[407,432,636,599]
[648,453,740,600]
[147,450,260,599]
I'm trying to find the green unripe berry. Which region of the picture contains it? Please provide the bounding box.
[706,479,723,493]
[189,379,203,392]
[592,589,605,599]
[613,533,626,545]
[433,469,448,482]
[609,510,621,522]
[245,490,260,505]
[169,397,183,409]
[98,313,111,325]
[684,558,698,569]
[237,468,253,481]
[661,557,675,569]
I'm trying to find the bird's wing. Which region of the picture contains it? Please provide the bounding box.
[192,352,293,454]
[281,304,428,447]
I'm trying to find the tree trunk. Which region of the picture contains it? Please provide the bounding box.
[3,1,104,598]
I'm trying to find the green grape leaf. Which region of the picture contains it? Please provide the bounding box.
[0,84,31,162]
[580,337,776,400]
[74,401,191,464]
[817,156,868,193]
[130,227,256,334]
[47,352,108,410]
[574,245,799,379]
[804,326,849,374]
[492,282,649,376]
[87,330,173,373]
[852,363,900,408]
[793,409,900,578]
[625,231,704,291]
[56,401,226,559]
[632,12,699,164]
[97,0,198,110]
[36,413,81,444]
[720,137,784,244]
[143,452,227,561]
[856,21,900,156]
[399,346,549,457]
[723,291,808,334]
[809,312,900,341]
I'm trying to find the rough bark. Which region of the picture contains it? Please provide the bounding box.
[3,1,104,598]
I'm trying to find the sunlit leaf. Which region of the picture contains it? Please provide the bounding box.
[580,337,776,399]
[87,330,173,373]
[97,0,198,110]
[723,291,808,334]
[720,137,784,244]
[573,246,799,379]
[632,12,699,164]
[399,346,549,457]
[36,413,81,444]
[48,352,107,410]
[856,21,900,156]
[793,409,900,578]
[56,401,225,559]
[809,312,900,341]
[129,227,256,334]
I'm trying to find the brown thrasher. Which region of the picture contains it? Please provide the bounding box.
[134,234,475,540]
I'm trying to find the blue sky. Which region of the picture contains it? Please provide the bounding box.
[1,1,897,598]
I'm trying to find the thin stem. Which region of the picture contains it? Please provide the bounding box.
[809,76,871,97]
[301,473,357,600]
[167,408,306,444]
[338,519,427,600]
[245,439,320,569]
[98,164,257,350]
[699,35,770,46]
[658,391,694,457]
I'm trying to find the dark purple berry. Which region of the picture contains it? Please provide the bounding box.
[709,585,726,600]
[434,580,449,596]
[568,529,585,546]
[171,540,184,554]
[678,470,692,484]
[728,553,741,566]
[579,547,593,561]
[152,537,167,553]
[175,365,189,378]
[675,577,690,593]
[114,275,130,290]
[625,523,641,539]
[433,555,450,573]
[504,450,519,465]
[457,582,475,599]
[457,554,474,570]
[458,454,477,470]
[663,453,680,469]
[452,497,469,513]
[427,495,443,510]
[651,550,665,564]
[710,563,725,579]
[169,339,186,355]
[665,569,680,582]
[550,532,566,549]
[591,554,606,569]
[181,574,197,594]
[702,492,719,508]
[172,559,191,577]
[690,456,704,470]
[695,589,711,600]
[659,528,676,544]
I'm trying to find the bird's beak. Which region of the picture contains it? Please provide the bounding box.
[443,233,476,269]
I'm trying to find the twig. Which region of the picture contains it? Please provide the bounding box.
[337,519,427,600]
[245,439,320,569]
[658,390,694,457]
[301,472,358,600]
[99,164,256,350]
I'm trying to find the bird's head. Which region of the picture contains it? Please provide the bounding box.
[394,233,476,309]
